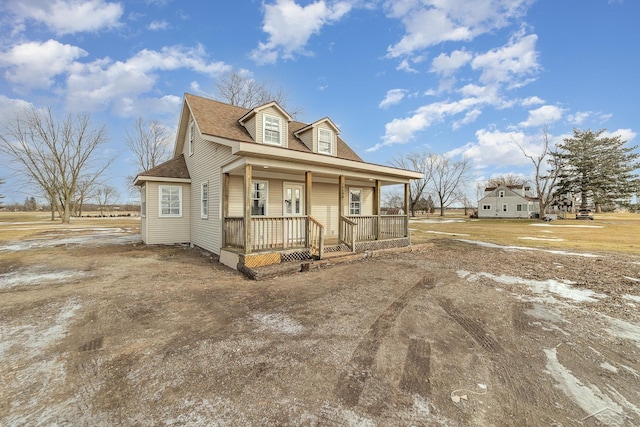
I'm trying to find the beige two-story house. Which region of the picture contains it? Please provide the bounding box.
[477,184,540,219]
[134,93,422,271]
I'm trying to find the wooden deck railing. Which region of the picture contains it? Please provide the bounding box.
[223,214,407,255]
[339,216,357,252]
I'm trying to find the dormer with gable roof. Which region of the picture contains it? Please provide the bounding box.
[294,117,340,157]
[238,101,292,148]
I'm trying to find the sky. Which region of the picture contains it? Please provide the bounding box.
[0,0,638,204]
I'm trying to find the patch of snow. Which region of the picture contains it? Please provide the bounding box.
[457,239,599,258]
[424,230,470,236]
[518,237,565,242]
[530,223,604,229]
[463,271,605,303]
[544,347,624,426]
[623,294,640,303]
[252,312,304,335]
[0,233,140,252]
[410,218,465,224]
[603,316,640,347]
[601,362,618,373]
[623,277,640,283]
[0,268,88,290]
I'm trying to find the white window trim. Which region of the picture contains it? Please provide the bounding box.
[188,121,195,156]
[498,190,505,198]
[263,114,282,146]
[349,188,362,216]
[482,204,491,210]
[251,180,269,216]
[140,186,146,218]
[159,185,182,218]
[502,204,508,212]
[318,128,332,155]
[201,181,208,219]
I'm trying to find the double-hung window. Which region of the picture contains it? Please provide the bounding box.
[201,182,208,219]
[263,115,281,145]
[318,128,332,154]
[349,188,361,215]
[159,185,182,217]
[482,204,491,210]
[251,181,268,216]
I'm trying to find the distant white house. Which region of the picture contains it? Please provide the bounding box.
[477,185,540,219]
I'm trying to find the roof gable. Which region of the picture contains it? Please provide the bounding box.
[238,101,292,124]
[134,154,190,184]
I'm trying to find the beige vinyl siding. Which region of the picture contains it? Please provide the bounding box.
[344,186,373,215]
[144,181,191,244]
[140,184,148,243]
[182,122,237,255]
[311,182,339,238]
[244,116,257,141]
[297,128,313,150]
[227,177,287,218]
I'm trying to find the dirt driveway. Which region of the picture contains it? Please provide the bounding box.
[1,226,639,426]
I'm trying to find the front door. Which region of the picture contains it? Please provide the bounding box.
[283,183,304,246]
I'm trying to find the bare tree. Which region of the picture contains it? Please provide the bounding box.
[513,127,564,219]
[215,69,303,118]
[389,152,433,217]
[126,117,172,173]
[485,174,529,188]
[0,178,4,208]
[95,184,119,216]
[428,154,472,216]
[0,107,112,223]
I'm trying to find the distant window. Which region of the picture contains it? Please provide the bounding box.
[499,190,505,198]
[516,204,525,212]
[189,121,194,156]
[482,204,491,210]
[263,115,281,145]
[251,181,268,216]
[502,204,508,212]
[318,128,332,154]
[201,182,208,219]
[159,185,182,217]
[349,188,362,215]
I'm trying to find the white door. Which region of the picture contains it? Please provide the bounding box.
[283,183,304,246]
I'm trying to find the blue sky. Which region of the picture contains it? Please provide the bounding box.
[0,0,638,204]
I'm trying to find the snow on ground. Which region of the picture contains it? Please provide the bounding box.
[0,268,89,290]
[457,239,599,258]
[409,218,465,224]
[518,236,566,242]
[0,232,140,252]
[252,312,304,335]
[530,223,604,229]
[422,230,471,236]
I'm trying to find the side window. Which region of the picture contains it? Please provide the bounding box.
[251,181,268,216]
[318,128,332,154]
[349,188,361,215]
[159,185,182,217]
[482,204,491,210]
[263,115,281,145]
[499,190,505,198]
[502,204,508,212]
[201,182,208,219]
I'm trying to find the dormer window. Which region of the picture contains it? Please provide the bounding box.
[264,114,281,145]
[318,128,332,154]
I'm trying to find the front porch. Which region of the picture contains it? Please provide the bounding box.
[218,163,413,270]
[221,214,410,269]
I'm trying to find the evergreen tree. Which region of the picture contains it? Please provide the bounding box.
[556,129,639,210]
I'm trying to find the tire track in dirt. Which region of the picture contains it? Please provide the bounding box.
[438,298,535,425]
[334,275,436,407]
[399,338,431,396]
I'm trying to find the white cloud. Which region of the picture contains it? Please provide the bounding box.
[0,95,32,118]
[379,89,407,109]
[471,31,540,85]
[251,0,352,64]
[519,105,565,128]
[65,45,230,115]
[4,0,123,35]
[521,96,544,106]
[431,50,472,76]
[450,128,541,169]
[396,58,418,73]
[603,128,636,143]
[385,0,533,58]
[147,20,169,31]
[0,39,87,89]
[452,108,482,129]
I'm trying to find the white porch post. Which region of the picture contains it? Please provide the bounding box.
[374,179,381,240]
[305,171,312,246]
[222,173,229,248]
[244,165,252,254]
[404,182,410,238]
[338,175,345,242]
